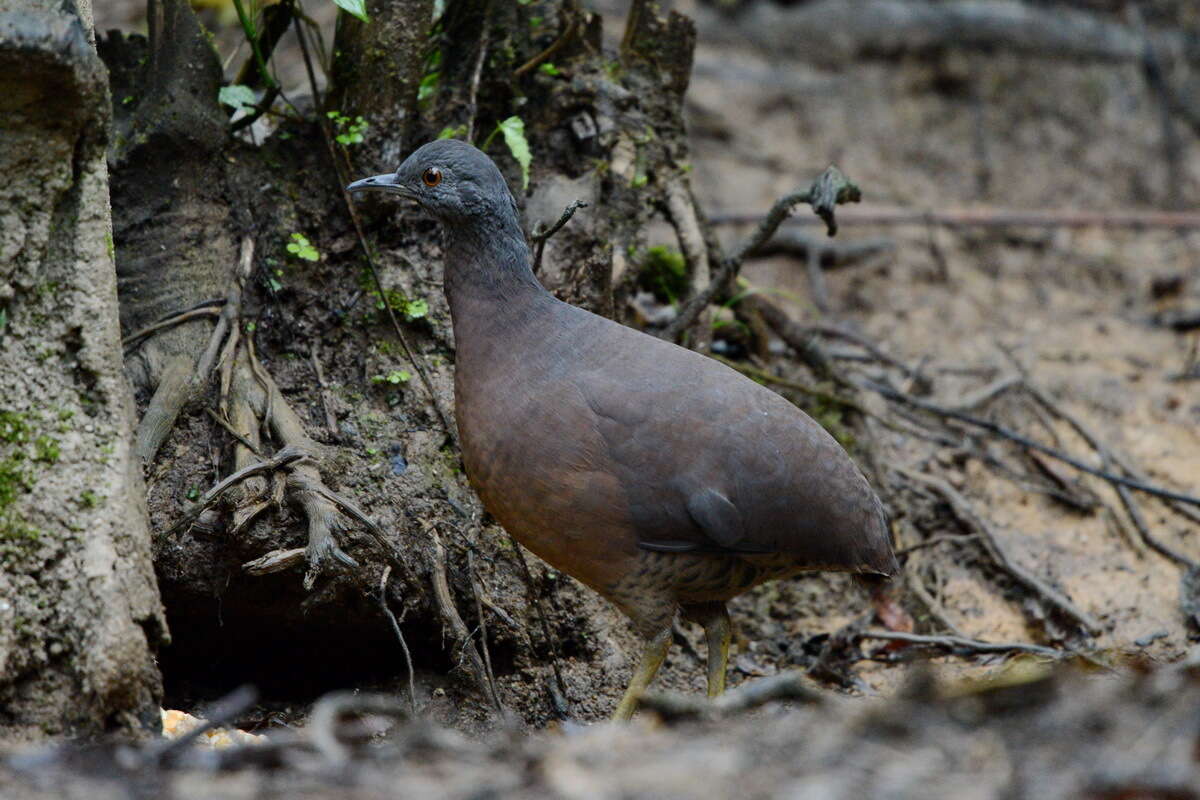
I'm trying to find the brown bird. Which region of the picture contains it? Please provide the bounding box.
[349,140,897,720]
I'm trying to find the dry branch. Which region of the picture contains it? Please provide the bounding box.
[663,166,860,342]
[711,206,1200,231]
[897,467,1102,635]
[868,379,1200,509]
[859,630,1064,660]
[638,672,822,722]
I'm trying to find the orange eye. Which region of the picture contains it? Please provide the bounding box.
[422,167,442,187]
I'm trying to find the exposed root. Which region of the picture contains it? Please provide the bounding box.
[429,527,505,713]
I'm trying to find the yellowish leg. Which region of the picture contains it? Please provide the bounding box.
[611,627,672,722]
[703,606,732,698]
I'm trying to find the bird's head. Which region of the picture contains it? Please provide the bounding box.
[346,139,520,227]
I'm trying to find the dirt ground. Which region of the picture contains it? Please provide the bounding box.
[6,0,1200,796]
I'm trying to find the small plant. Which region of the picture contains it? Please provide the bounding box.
[78,490,100,509]
[33,435,59,464]
[0,411,29,444]
[286,233,319,261]
[637,245,688,303]
[538,62,560,76]
[371,370,411,385]
[327,110,368,146]
[482,116,532,190]
[186,487,200,501]
[438,124,467,140]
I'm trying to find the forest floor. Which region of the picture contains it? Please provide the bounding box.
[4,1,1200,797]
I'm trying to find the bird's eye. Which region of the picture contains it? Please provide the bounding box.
[422,167,442,187]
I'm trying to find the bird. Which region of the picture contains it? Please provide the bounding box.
[348,139,898,721]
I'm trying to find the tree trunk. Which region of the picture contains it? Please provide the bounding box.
[0,0,167,742]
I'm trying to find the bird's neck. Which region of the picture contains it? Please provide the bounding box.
[442,217,550,322]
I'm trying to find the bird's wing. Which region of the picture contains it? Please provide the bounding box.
[576,340,896,574]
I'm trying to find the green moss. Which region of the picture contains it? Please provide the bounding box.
[33,435,60,464]
[78,490,100,509]
[636,245,688,303]
[0,411,29,443]
[0,458,30,510]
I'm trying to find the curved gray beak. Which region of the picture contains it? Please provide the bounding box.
[346,173,410,197]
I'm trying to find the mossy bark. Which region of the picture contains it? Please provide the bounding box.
[0,0,167,742]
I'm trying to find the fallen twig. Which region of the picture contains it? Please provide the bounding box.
[309,691,411,767]
[859,630,1064,659]
[379,565,418,716]
[429,528,504,712]
[1019,381,1200,569]
[638,672,823,722]
[663,166,860,342]
[710,206,1200,230]
[897,466,1103,634]
[867,379,1200,509]
[531,199,588,274]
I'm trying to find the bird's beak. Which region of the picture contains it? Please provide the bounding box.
[346,173,411,198]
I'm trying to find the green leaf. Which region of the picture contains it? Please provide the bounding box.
[333,0,370,23]
[538,62,560,76]
[218,84,257,111]
[371,370,411,385]
[403,298,428,320]
[496,116,532,190]
[286,233,319,261]
[437,124,466,140]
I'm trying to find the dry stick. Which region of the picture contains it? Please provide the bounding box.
[506,533,570,713]
[859,630,1064,659]
[379,565,418,716]
[293,14,454,445]
[531,199,589,274]
[464,1,491,143]
[122,305,221,349]
[895,532,982,557]
[467,550,500,709]
[514,10,579,77]
[429,528,504,712]
[709,207,1200,230]
[802,322,917,377]
[867,379,1200,509]
[309,692,410,767]
[309,341,339,436]
[164,446,308,537]
[897,467,1102,634]
[638,672,823,721]
[204,407,264,458]
[663,167,861,342]
[1020,383,1199,569]
[905,564,966,637]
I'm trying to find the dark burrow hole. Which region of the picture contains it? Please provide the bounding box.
[157,575,461,711]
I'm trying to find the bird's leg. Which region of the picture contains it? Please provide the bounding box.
[703,605,733,698]
[611,627,672,722]
[684,601,733,698]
